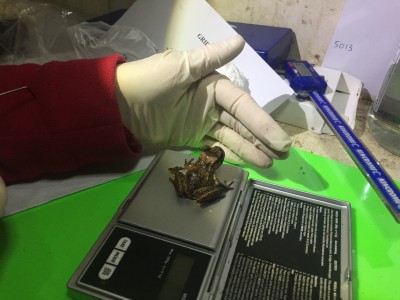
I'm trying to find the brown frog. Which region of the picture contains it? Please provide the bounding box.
[169,146,234,204]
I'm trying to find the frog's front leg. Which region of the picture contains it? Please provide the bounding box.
[168,166,184,174]
[184,158,195,168]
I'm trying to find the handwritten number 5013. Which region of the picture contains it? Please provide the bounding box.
[334,41,353,51]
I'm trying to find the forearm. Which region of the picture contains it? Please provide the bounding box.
[0,55,142,184]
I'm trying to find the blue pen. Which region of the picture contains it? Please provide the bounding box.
[285,61,400,222]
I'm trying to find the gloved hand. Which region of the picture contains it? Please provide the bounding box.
[0,176,7,217]
[115,35,291,167]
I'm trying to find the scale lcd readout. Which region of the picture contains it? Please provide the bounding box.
[78,226,211,300]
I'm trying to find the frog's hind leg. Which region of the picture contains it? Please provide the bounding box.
[169,172,187,197]
[221,180,234,189]
[212,174,234,189]
[193,186,230,205]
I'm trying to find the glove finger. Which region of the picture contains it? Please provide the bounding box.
[207,123,275,167]
[187,35,245,81]
[214,77,292,153]
[219,110,289,160]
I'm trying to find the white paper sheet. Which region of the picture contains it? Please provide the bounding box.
[5,155,156,216]
[114,0,294,112]
[322,0,400,97]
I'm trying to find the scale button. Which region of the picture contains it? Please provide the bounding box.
[115,237,131,251]
[98,263,116,280]
[107,249,125,266]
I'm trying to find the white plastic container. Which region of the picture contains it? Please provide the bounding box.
[368,62,400,156]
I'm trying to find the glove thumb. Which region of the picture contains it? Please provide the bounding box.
[187,35,245,81]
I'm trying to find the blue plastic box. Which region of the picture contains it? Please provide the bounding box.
[228,21,293,69]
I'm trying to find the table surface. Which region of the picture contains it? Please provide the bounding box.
[1,147,399,300]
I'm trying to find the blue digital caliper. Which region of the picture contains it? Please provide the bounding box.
[285,60,400,222]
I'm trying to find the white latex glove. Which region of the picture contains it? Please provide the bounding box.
[116,35,291,167]
[0,176,7,217]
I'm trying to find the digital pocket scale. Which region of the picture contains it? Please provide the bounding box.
[68,150,352,300]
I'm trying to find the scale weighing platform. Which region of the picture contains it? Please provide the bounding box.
[68,150,352,299]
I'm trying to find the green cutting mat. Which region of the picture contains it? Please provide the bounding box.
[0,148,399,299]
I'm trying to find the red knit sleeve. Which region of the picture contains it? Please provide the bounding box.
[0,55,142,184]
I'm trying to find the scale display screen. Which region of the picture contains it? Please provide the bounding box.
[78,226,211,300]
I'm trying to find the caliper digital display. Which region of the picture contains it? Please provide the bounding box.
[285,60,327,93]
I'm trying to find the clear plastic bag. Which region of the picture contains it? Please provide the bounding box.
[0,1,247,90]
[67,21,159,62]
[0,1,158,65]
